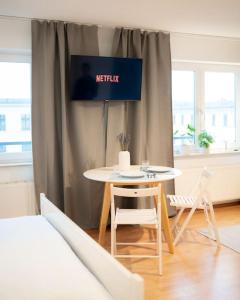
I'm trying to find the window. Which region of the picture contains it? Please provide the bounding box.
[172,62,240,153]
[205,72,235,147]
[172,70,195,146]
[0,56,32,162]
[0,114,6,131]
[21,114,31,131]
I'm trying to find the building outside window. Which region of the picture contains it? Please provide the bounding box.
[0,144,6,152]
[22,143,32,152]
[172,70,195,147]
[211,114,216,127]
[223,114,228,127]
[204,71,235,147]
[21,114,31,131]
[181,114,185,126]
[0,114,6,131]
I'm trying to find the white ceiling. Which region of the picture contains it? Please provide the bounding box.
[1,0,240,38]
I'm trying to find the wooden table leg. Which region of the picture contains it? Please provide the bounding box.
[151,182,174,254]
[99,182,111,245]
[161,185,174,254]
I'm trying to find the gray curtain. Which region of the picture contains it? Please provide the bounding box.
[32,20,106,228]
[107,28,175,214]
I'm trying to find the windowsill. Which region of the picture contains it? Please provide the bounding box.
[0,152,32,167]
[0,162,32,167]
[174,148,240,159]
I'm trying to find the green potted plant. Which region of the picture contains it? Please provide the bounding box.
[198,130,214,153]
[185,124,195,138]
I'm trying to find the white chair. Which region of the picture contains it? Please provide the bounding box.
[110,184,162,275]
[167,168,220,246]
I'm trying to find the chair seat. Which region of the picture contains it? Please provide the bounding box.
[115,208,157,225]
[168,195,204,209]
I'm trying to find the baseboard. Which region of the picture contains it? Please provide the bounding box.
[213,199,240,208]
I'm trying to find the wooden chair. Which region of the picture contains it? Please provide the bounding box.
[110,184,162,275]
[167,167,220,246]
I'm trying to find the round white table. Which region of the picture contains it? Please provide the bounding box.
[84,165,182,253]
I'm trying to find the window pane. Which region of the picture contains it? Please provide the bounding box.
[172,70,195,146]
[0,62,31,153]
[204,72,235,147]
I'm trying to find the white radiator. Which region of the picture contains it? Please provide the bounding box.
[175,154,240,204]
[0,181,36,218]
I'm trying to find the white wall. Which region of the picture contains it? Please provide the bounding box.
[0,16,240,218]
[171,33,240,63]
[98,27,240,64]
[0,180,35,218]
[0,17,31,51]
[0,164,32,182]
[3,16,240,63]
[2,0,240,38]
[0,163,35,217]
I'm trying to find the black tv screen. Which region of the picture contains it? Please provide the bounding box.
[70,55,142,101]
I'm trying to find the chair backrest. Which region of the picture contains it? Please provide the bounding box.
[110,184,161,202]
[190,167,213,198]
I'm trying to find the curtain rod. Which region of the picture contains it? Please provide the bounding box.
[0,13,169,33]
[1,14,240,41]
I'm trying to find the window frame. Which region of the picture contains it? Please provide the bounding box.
[172,60,240,154]
[0,50,32,165]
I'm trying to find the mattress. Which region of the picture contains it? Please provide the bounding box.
[0,215,113,300]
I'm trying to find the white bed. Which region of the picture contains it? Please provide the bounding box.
[0,194,144,300]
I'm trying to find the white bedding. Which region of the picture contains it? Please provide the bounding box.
[0,215,113,300]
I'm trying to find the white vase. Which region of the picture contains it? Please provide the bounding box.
[118,151,130,170]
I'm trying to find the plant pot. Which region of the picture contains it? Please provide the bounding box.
[118,151,130,170]
[199,147,210,155]
[203,147,210,154]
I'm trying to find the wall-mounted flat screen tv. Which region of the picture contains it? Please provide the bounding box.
[70,55,142,101]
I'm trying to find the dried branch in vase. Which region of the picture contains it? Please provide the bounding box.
[117,133,130,151]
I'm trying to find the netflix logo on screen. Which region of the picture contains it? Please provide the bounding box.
[96,75,120,83]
